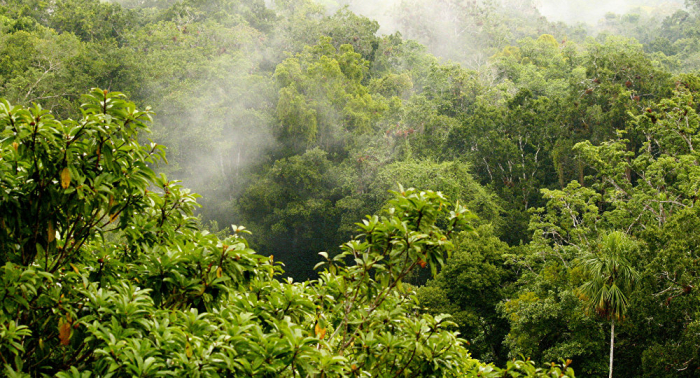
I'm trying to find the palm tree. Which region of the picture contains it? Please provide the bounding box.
[577,231,640,378]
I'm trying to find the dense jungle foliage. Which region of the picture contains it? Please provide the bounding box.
[2,0,700,376]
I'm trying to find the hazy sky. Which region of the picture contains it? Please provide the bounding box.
[537,0,684,24]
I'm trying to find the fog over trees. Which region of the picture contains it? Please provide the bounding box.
[537,0,684,24]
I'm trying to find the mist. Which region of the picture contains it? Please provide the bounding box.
[310,0,689,66]
[537,0,684,25]
[149,47,280,229]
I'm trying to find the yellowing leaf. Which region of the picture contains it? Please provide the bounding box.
[70,263,79,275]
[48,222,55,243]
[109,213,118,224]
[12,141,18,151]
[60,167,71,189]
[58,318,71,346]
[315,323,326,340]
[216,267,222,278]
[185,342,193,357]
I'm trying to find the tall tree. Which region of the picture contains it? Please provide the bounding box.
[578,231,640,378]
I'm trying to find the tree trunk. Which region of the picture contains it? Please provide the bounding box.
[609,319,615,378]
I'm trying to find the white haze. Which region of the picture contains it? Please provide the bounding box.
[310,0,690,66]
[537,0,684,25]
[331,0,686,29]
